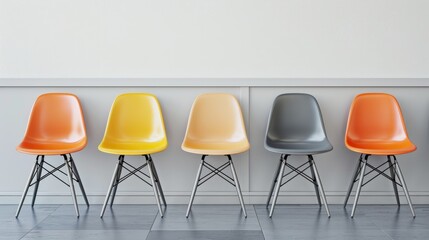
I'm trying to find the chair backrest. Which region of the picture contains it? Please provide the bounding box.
[23,93,87,144]
[345,93,409,143]
[266,93,328,143]
[102,93,167,143]
[184,93,248,143]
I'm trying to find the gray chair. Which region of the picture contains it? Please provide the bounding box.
[265,93,332,217]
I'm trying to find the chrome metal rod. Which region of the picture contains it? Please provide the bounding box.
[351,157,367,218]
[149,157,167,207]
[110,156,124,206]
[344,156,362,208]
[147,158,163,217]
[269,158,287,218]
[64,156,80,217]
[186,158,204,218]
[387,156,400,206]
[266,155,283,209]
[310,156,330,217]
[229,157,247,218]
[70,156,90,207]
[100,161,121,218]
[15,159,39,218]
[308,158,322,207]
[31,156,44,207]
[395,159,416,217]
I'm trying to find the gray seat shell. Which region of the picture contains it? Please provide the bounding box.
[264,93,333,155]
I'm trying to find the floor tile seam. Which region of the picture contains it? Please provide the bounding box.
[19,204,64,240]
[253,204,266,240]
[148,230,264,232]
[379,228,396,240]
[146,209,160,240]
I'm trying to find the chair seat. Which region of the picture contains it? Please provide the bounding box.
[98,140,167,155]
[17,140,87,155]
[346,139,416,155]
[182,140,250,155]
[265,139,333,155]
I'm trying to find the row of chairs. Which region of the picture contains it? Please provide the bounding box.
[15,92,416,219]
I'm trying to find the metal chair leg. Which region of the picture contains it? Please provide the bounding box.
[148,156,167,207]
[186,156,205,218]
[269,156,287,218]
[266,155,284,209]
[100,160,122,218]
[69,155,90,207]
[394,157,416,217]
[344,155,362,208]
[387,156,400,206]
[351,155,368,218]
[228,155,247,218]
[308,157,322,207]
[64,155,79,217]
[31,156,44,207]
[16,158,39,218]
[110,155,124,206]
[309,155,330,217]
[147,157,163,217]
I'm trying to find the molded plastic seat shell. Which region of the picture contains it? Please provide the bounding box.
[265,93,333,155]
[17,93,87,155]
[345,93,416,155]
[182,93,250,155]
[98,93,168,155]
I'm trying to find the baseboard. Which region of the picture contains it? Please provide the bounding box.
[1,191,428,205]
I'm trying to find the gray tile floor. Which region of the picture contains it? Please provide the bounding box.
[1,204,428,240]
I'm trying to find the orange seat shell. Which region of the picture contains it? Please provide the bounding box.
[345,93,416,155]
[182,93,250,155]
[17,93,87,155]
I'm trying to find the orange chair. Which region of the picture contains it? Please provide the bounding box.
[343,93,416,217]
[16,93,89,218]
[183,93,250,218]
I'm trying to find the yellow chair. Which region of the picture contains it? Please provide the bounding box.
[99,93,168,217]
[183,93,250,218]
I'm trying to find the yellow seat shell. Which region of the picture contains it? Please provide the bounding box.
[98,93,168,155]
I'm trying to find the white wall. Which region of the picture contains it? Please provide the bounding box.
[0,1,428,205]
[1,0,428,78]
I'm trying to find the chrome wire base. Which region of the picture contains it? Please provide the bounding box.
[186,155,247,218]
[16,154,89,218]
[344,154,415,218]
[100,154,166,218]
[266,154,331,218]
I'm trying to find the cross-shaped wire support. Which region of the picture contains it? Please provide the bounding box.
[344,154,415,218]
[16,154,89,218]
[186,155,247,218]
[100,154,166,218]
[266,154,331,218]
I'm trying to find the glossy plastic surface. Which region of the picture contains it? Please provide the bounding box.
[98,93,167,155]
[182,93,250,155]
[17,93,87,155]
[265,93,333,155]
[345,93,416,155]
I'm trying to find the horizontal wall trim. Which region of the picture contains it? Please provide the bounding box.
[1,78,429,87]
[1,191,428,197]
